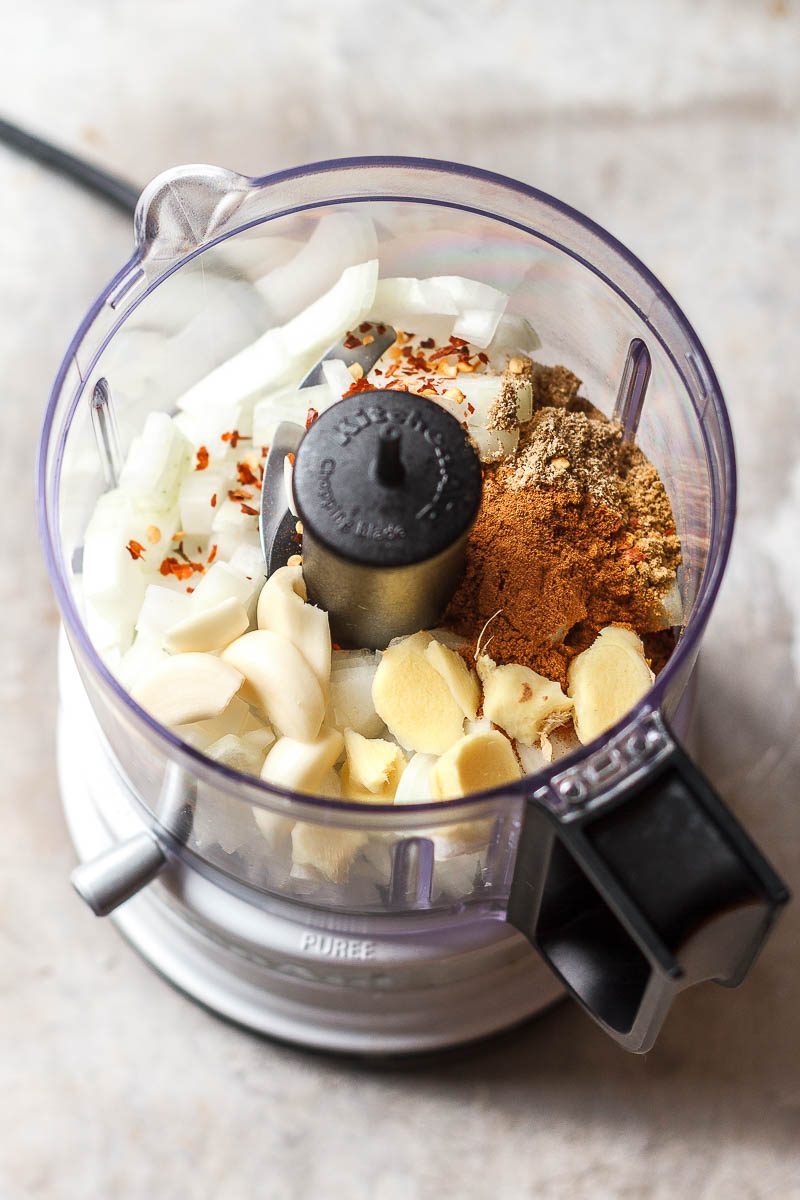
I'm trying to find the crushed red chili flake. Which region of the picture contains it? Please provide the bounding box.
[240,503,259,517]
[420,337,435,349]
[159,556,204,581]
[343,333,362,350]
[126,539,146,561]
[466,402,475,415]
[342,377,376,398]
[449,335,468,348]
[207,543,218,564]
[237,461,260,487]
[186,586,195,594]
[228,488,253,502]
[478,352,489,364]
[210,493,217,508]
[261,445,269,457]
[195,446,210,471]
[385,362,399,377]
[376,323,387,335]
[428,344,456,363]
[287,452,295,465]
[305,407,319,431]
[221,429,249,449]
[358,321,371,333]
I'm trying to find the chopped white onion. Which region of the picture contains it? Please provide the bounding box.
[254,211,377,323]
[321,358,355,401]
[393,753,438,805]
[119,412,191,512]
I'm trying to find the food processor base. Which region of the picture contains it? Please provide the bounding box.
[57,646,564,1056]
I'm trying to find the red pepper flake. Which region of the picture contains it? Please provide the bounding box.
[358,321,371,333]
[228,488,253,502]
[466,402,475,415]
[221,429,249,449]
[478,351,489,364]
[385,362,399,377]
[261,446,269,457]
[126,539,146,561]
[159,556,204,581]
[287,452,295,466]
[305,407,319,431]
[240,503,259,517]
[343,333,362,350]
[420,337,435,349]
[332,642,342,651]
[449,335,468,348]
[376,323,387,335]
[374,367,383,376]
[428,344,456,363]
[237,461,260,487]
[186,586,195,594]
[207,543,218,564]
[195,446,209,471]
[210,493,217,508]
[342,377,376,398]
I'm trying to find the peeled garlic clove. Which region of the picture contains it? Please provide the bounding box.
[430,730,521,800]
[260,727,344,795]
[291,823,368,885]
[256,565,331,687]
[222,629,325,741]
[568,626,654,745]
[478,655,572,746]
[372,631,464,754]
[343,729,405,797]
[163,595,250,654]
[423,640,480,720]
[131,652,243,726]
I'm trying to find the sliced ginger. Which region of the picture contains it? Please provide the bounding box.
[477,655,572,746]
[430,729,521,800]
[567,625,654,745]
[343,729,406,800]
[372,632,464,754]
[424,639,480,720]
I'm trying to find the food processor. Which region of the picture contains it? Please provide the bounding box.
[37,157,789,1055]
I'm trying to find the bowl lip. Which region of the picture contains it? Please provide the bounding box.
[37,154,736,819]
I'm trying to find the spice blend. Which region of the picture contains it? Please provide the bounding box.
[445,365,681,686]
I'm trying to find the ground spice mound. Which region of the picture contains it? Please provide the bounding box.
[444,366,682,685]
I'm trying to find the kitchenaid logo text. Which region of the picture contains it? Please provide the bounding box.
[328,402,459,526]
[299,932,377,960]
[317,458,407,541]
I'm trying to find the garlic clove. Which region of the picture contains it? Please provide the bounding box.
[131,652,243,726]
[163,595,250,654]
[222,629,325,741]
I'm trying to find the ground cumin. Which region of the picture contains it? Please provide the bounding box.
[444,366,681,686]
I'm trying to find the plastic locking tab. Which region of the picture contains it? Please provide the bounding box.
[507,713,790,1052]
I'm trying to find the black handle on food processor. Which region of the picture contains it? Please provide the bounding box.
[507,711,789,1053]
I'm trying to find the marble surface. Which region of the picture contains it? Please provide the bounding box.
[1,2,799,1197]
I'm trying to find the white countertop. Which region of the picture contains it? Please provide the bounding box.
[1,2,799,1197]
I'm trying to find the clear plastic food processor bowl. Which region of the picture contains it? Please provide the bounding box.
[38,159,787,1054]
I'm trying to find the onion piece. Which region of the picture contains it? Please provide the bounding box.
[393,753,438,805]
[321,358,355,401]
[254,211,377,324]
[119,412,191,513]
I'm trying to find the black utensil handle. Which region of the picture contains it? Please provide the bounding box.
[507,711,790,1052]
